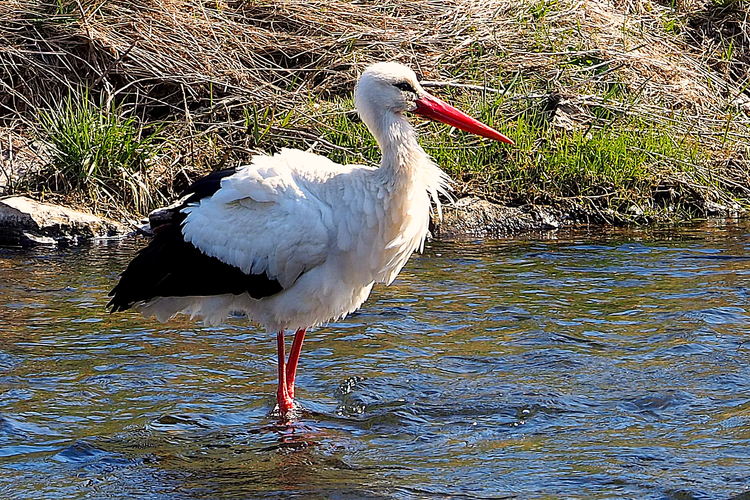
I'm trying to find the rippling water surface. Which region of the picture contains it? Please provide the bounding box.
[0,221,748,499]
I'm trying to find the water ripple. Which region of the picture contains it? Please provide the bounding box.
[0,223,749,498]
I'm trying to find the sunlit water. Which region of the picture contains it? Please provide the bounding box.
[0,221,748,499]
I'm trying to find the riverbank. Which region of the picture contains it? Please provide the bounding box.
[1,0,748,229]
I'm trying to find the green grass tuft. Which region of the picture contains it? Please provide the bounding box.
[429,96,709,215]
[36,92,165,214]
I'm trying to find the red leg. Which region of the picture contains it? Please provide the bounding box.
[285,328,307,399]
[276,330,294,414]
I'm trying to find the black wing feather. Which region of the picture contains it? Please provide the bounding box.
[107,168,283,312]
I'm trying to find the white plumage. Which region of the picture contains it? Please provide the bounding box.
[141,64,453,331]
[110,62,512,415]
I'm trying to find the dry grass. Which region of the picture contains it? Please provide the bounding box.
[0,0,748,220]
[0,0,514,113]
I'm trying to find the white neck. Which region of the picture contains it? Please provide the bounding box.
[370,111,427,184]
[365,108,452,220]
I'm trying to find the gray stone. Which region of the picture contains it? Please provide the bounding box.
[433,197,561,239]
[0,196,128,247]
[704,199,743,216]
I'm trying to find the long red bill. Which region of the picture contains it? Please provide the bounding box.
[413,93,514,145]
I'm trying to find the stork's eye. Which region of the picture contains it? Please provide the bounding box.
[393,81,416,93]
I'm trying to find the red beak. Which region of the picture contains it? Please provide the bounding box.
[413,93,514,145]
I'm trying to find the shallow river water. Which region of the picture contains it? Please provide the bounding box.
[0,221,748,499]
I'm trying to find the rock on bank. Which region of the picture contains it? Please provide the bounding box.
[0,196,128,246]
[433,197,561,239]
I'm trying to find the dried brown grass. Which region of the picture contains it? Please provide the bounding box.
[0,0,518,114]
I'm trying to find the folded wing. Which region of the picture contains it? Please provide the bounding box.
[108,151,335,313]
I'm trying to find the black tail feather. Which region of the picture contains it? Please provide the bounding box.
[107,167,283,312]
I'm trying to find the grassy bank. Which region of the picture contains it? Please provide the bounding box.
[1,0,748,223]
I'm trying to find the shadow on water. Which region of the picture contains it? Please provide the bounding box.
[0,220,749,499]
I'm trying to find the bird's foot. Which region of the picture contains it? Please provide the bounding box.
[276,387,296,419]
[274,401,299,422]
[278,397,295,414]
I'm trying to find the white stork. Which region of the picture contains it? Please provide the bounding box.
[108,62,513,416]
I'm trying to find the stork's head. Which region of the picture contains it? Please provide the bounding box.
[354,62,513,144]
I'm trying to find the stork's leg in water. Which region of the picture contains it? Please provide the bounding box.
[285,328,307,399]
[276,331,294,414]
